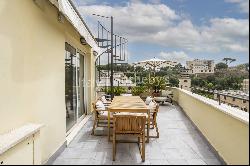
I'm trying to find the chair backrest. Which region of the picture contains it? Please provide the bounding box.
[113,115,146,134]
[145,96,153,105]
[155,103,160,113]
[148,100,157,112]
[101,95,108,103]
[92,102,98,116]
[95,100,105,110]
[92,102,96,109]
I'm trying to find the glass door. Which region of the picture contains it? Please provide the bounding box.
[77,53,86,118]
[65,43,86,132]
[65,43,77,132]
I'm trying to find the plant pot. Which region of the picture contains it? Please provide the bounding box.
[152,92,160,97]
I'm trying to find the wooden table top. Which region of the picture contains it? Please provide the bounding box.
[108,96,148,112]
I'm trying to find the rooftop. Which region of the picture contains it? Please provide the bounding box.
[52,104,222,165]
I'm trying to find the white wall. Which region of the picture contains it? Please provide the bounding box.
[0,0,95,163]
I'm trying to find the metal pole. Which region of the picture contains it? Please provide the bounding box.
[98,57,101,81]
[110,16,114,99]
[218,94,221,105]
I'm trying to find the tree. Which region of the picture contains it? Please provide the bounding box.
[206,83,214,90]
[215,62,228,70]
[143,76,167,93]
[245,63,249,71]
[222,58,236,65]
[168,76,179,87]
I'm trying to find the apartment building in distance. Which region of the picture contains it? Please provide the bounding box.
[186,59,215,74]
[214,90,249,112]
[133,60,178,71]
[242,79,249,93]
[96,70,136,88]
[179,68,191,91]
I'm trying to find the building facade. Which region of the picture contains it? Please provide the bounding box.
[186,59,215,74]
[0,0,98,164]
[97,71,136,88]
[179,68,191,91]
[242,79,249,93]
[133,60,178,71]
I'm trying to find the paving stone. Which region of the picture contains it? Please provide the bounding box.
[167,159,189,165]
[187,159,207,165]
[149,159,170,165]
[51,104,222,165]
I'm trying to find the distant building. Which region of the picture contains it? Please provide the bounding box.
[242,79,249,93]
[179,68,191,91]
[214,90,249,112]
[186,59,215,74]
[97,70,136,88]
[133,60,178,71]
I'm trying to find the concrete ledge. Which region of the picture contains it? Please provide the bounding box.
[174,88,249,124]
[0,123,44,155]
[44,141,67,165]
[66,115,91,145]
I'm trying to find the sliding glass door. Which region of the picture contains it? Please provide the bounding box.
[77,54,85,118]
[65,43,86,132]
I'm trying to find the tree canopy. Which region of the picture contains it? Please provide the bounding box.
[215,62,228,70]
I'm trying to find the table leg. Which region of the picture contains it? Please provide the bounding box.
[108,110,110,142]
[147,110,150,143]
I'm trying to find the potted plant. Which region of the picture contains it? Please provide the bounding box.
[105,87,126,96]
[144,76,167,97]
[131,86,146,96]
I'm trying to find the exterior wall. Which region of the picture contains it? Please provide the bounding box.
[0,0,96,163]
[172,88,249,165]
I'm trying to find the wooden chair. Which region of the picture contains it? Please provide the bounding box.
[91,101,113,136]
[148,101,160,138]
[100,96,112,106]
[113,114,146,162]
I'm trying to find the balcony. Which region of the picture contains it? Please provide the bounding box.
[53,88,249,165]
[51,88,248,165]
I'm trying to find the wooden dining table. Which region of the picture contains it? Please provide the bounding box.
[107,96,150,143]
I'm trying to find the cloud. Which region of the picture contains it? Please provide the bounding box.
[141,18,249,53]
[78,0,249,55]
[225,0,249,14]
[159,51,192,64]
[149,0,161,4]
[78,2,179,36]
[201,18,249,52]
[73,0,97,6]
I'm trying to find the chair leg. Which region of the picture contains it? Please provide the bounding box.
[142,134,145,162]
[152,120,155,129]
[113,133,116,161]
[155,121,159,138]
[91,118,97,135]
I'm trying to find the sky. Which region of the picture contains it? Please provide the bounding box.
[73,0,249,66]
